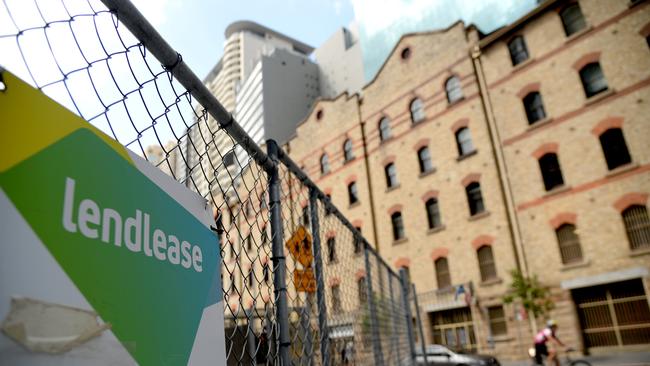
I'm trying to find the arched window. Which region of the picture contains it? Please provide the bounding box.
[325,194,333,216]
[425,198,441,229]
[435,257,451,289]
[302,205,310,226]
[385,163,398,188]
[418,147,433,173]
[327,237,337,263]
[343,139,354,162]
[465,182,485,216]
[477,245,497,281]
[320,153,330,175]
[580,63,608,98]
[410,98,425,123]
[348,181,359,205]
[379,117,392,141]
[523,92,546,124]
[556,224,583,264]
[560,3,587,36]
[263,263,269,283]
[358,277,367,304]
[332,285,342,312]
[455,127,475,156]
[508,36,529,66]
[599,128,631,170]
[445,76,463,104]
[538,153,564,191]
[622,205,650,251]
[248,266,254,287]
[391,212,405,241]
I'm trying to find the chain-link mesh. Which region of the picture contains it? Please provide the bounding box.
[0,1,423,364]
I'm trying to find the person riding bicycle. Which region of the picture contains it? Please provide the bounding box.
[534,320,566,366]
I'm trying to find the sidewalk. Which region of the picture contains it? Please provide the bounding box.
[501,351,650,366]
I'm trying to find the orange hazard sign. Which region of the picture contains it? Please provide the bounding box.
[293,268,316,293]
[285,226,313,267]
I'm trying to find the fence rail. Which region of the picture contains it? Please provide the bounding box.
[0,0,427,364]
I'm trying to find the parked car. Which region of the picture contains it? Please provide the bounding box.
[415,344,500,366]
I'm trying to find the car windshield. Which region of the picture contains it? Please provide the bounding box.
[423,345,451,355]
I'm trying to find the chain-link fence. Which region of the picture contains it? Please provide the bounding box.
[0,0,427,364]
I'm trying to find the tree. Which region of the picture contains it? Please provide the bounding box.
[503,269,554,330]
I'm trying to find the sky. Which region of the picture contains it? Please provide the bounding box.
[130,0,356,79]
[0,0,536,155]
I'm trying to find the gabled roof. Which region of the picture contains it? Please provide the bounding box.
[361,20,468,91]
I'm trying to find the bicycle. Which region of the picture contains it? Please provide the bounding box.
[529,347,592,366]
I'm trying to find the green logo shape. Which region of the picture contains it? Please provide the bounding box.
[0,129,221,365]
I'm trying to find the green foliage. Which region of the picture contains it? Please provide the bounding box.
[503,269,554,319]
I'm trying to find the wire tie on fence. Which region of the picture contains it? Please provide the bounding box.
[163,52,183,72]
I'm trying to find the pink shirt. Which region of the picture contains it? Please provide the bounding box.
[534,328,554,344]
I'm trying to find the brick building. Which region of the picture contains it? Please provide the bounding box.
[283,0,650,360]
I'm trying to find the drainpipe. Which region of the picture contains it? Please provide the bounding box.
[358,98,381,254]
[470,44,538,337]
[470,45,529,276]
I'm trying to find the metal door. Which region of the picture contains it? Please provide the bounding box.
[572,279,650,348]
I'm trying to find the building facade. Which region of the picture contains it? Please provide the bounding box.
[284,0,650,360]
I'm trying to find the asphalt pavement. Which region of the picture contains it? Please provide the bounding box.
[500,350,650,366]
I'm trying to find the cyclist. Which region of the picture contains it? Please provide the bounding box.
[534,319,566,366]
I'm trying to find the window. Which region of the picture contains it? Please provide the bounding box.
[425,198,442,229]
[327,237,337,263]
[508,36,529,66]
[523,92,546,124]
[556,224,583,264]
[622,205,650,251]
[223,151,236,168]
[434,257,451,289]
[410,98,425,123]
[391,212,405,241]
[403,266,411,284]
[488,306,508,336]
[229,241,235,260]
[261,226,268,245]
[348,181,359,205]
[455,127,475,156]
[320,154,330,175]
[332,285,342,312]
[358,277,367,304]
[246,235,252,251]
[325,194,332,216]
[465,182,485,216]
[560,3,587,36]
[445,76,464,104]
[248,267,254,287]
[418,147,433,173]
[302,205,310,226]
[580,63,608,98]
[538,153,564,191]
[379,117,392,141]
[263,263,269,283]
[599,129,631,170]
[354,227,362,254]
[477,245,497,281]
[343,139,354,162]
[401,47,411,60]
[385,163,398,188]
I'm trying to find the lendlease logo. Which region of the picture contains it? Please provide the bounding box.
[62,177,204,272]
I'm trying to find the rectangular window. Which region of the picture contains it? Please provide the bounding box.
[488,306,508,336]
[332,285,342,312]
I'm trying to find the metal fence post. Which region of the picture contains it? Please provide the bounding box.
[267,140,291,365]
[400,268,417,365]
[412,284,429,366]
[309,187,330,366]
[364,243,384,366]
[388,274,402,364]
